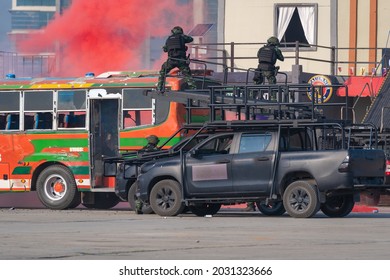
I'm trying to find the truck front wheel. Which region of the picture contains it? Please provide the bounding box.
[283,180,320,218]
[320,195,355,217]
[150,179,185,216]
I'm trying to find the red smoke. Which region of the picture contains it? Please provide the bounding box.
[17,0,192,77]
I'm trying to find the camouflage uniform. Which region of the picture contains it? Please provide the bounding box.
[135,135,160,214]
[253,36,284,85]
[244,202,256,212]
[157,26,196,91]
[139,135,159,152]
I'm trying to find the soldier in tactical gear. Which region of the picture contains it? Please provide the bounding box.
[134,135,160,214]
[140,135,159,152]
[156,26,196,92]
[253,36,284,85]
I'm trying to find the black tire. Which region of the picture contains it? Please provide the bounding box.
[82,192,120,209]
[67,193,81,209]
[256,200,286,216]
[283,180,320,218]
[188,203,221,216]
[320,195,355,217]
[36,165,80,210]
[128,182,154,214]
[149,179,185,216]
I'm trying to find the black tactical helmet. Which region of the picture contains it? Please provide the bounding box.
[146,135,159,145]
[267,36,280,46]
[171,26,184,35]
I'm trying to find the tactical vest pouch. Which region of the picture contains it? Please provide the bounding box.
[166,35,184,57]
[258,46,277,64]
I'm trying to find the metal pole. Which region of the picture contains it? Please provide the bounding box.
[331,46,335,75]
[230,42,234,72]
[295,41,299,65]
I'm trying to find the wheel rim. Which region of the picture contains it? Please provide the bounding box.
[43,174,67,201]
[155,186,176,210]
[288,188,310,212]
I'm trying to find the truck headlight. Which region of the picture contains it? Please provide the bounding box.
[338,155,350,172]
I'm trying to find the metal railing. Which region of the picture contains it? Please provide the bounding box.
[189,41,390,76]
[1,41,389,78]
[0,51,56,78]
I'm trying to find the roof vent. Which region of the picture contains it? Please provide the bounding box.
[85,72,95,78]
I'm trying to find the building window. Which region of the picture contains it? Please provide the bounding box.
[16,0,56,6]
[11,11,55,29]
[275,4,317,50]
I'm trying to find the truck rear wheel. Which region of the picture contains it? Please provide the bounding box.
[188,203,221,216]
[320,195,355,217]
[150,179,185,216]
[128,182,153,214]
[283,180,320,218]
[36,165,80,210]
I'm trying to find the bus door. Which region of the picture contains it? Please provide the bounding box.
[88,89,121,189]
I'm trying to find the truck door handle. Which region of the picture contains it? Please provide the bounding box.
[256,157,270,161]
[216,159,230,164]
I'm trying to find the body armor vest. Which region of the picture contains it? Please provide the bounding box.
[166,34,185,57]
[258,45,277,65]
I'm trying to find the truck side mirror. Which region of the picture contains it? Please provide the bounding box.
[190,149,201,158]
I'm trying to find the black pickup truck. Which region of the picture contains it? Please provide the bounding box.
[136,120,386,218]
[103,125,209,213]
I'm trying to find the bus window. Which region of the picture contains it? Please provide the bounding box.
[123,110,152,127]
[57,90,87,129]
[24,113,35,130]
[24,91,53,130]
[0,91,20,130]
[0,114,6,130]
[154,98,170,125]
[122,89,153,128]
[6,114,20,130]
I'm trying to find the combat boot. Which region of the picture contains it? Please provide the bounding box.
[243,202,256,212]
[135,199,143,215]
[186,82,197,90]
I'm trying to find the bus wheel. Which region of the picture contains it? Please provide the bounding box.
[67,193,81,209]
[128,182,154,214]
[82,193,120,209]
[149,179,185,216]
[36,165,80,210]
[283,180,320,218]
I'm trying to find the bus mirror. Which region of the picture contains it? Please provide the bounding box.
[103,162,117,177]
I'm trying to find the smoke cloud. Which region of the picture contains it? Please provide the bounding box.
[17,0,192,76]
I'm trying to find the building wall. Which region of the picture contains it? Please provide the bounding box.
[337,0,390,76]
[223,0,390,76]
[224,0,333,74]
